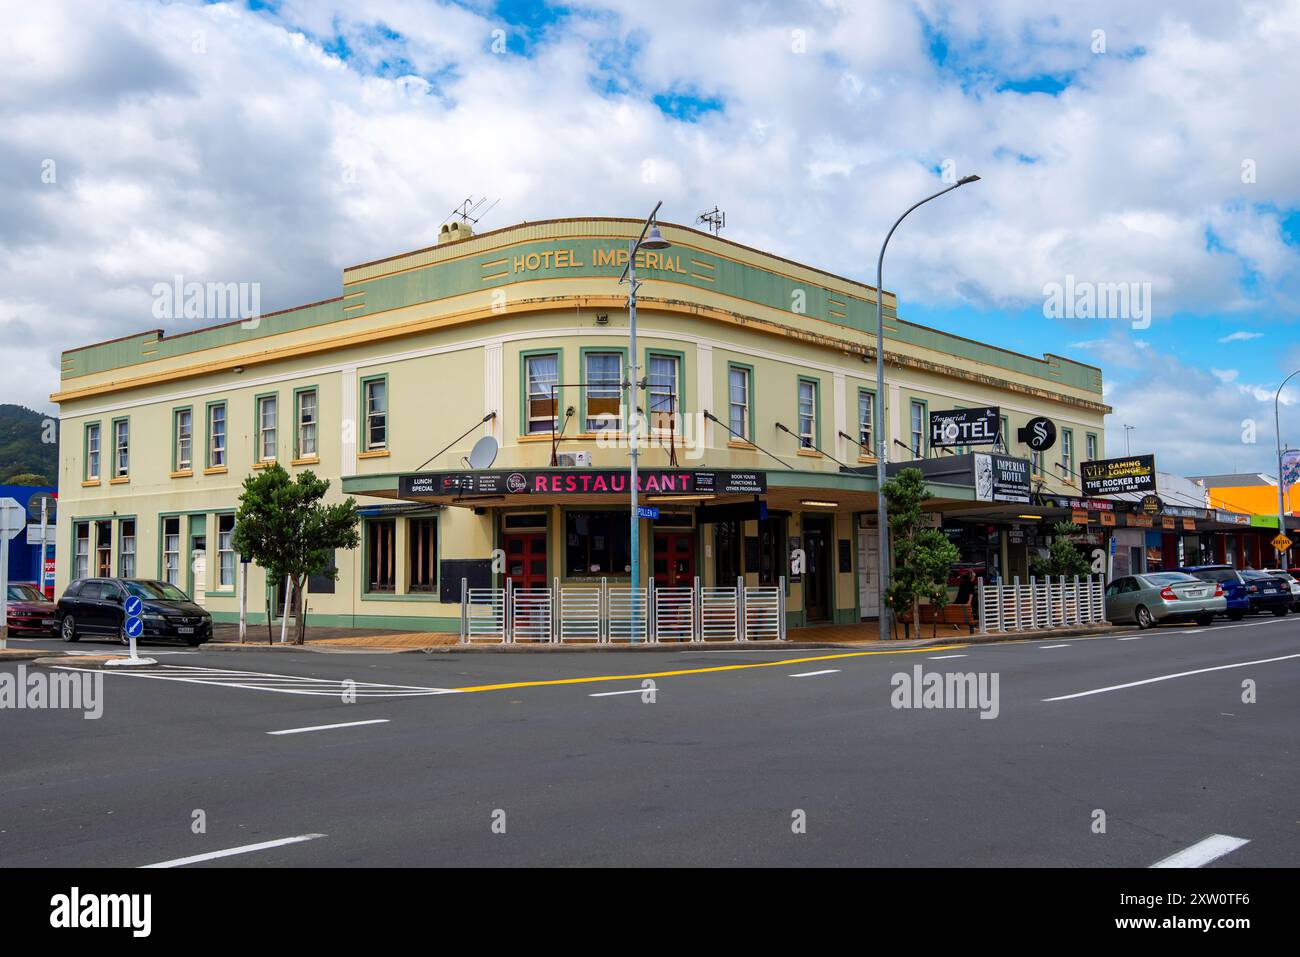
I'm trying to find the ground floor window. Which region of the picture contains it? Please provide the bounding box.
[565,511,631,576]
[217,514,236,588]
[118,520,136,578]
[408,518,437,592]
[163,517,181,586]
[367,520,396,592]
[74,522,90,579]
[714,519,742,585]
[757,515,788,586]
[95,521,112,577]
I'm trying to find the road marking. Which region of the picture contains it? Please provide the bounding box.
[267,719,391,735]
[589,688,645,697]
[1116,636,1146,641]
[928,654,967,659]
[1150,834,1250,869]
[1043,652,1300,701]
[141,833,326,868]
[67,663,456,698]
[448,644,968,693]
[1040,644,1070,649]
[789,669,840,677]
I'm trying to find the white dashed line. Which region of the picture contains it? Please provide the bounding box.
[1040,644,1070,649]
[267,719,390,736]
[141,833,326,868]
[1150,834,1250,869]
[589,688,646,697]
[789,669,840,678]
[928,654,967,660]
[1043,652,1300,701]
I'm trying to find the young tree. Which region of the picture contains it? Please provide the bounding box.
[1030,521,1092,579]
[232,464,360,644]
[881,468,960,639]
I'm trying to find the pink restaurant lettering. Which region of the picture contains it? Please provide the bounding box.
[531,471,692,493]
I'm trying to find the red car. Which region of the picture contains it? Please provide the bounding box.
[5,582,58,635]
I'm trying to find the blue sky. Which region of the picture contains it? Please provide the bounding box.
[4,0,1299,475]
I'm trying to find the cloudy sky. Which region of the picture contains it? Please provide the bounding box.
[3,0,1298,476]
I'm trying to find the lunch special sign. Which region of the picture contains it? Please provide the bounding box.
[1080,454,1157,496]
[399,469,768,498]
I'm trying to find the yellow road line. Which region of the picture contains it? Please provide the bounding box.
[452,644,970,693]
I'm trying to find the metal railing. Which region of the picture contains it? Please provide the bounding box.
[460,576,788,644]
[976,574,1107,634]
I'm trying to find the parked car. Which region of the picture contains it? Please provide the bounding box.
[1239,570,1292,616]
[1105,572,1225,628]
[5,582,58,635]
[1178,565,1258,620]
[56,578,212,646]
[1261,568,1300,611]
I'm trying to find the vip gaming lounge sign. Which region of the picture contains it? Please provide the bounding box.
[1081,454,1157,496]
[929,406,1000,448]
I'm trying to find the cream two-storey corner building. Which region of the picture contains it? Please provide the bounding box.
[52,216,1109,632]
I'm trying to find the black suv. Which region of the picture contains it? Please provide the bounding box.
[57,578,213,647]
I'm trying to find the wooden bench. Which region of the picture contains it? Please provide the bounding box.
[917,603,976,634]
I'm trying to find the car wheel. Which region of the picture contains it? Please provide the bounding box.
[60,615,79,643]
[1136,605,1155,629]
[1272,607,1288,617]
[1227,609,1246,621]
[185,637,204,647]
[1195,613,1215,627]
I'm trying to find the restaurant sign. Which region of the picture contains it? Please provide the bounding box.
[1080,454,1157,496]
[399,469,767,498]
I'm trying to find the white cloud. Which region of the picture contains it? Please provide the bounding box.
[0,0,1296,483]
[1218,330,1264,343]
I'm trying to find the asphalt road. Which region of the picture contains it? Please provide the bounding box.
[2,614,1298,867]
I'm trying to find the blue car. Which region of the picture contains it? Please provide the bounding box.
[1178,565,1290,620]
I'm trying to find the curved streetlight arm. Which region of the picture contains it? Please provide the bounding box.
[874,175,979,640]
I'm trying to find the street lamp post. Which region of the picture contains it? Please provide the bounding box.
[1274,369,1300,564]
[620,203,670,641]
[875,175,979,640]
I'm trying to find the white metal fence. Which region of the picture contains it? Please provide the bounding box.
[976,574,1107,634]
[460,577,788,644]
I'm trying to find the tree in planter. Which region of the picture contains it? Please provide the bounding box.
[232,464,360,645]
[881,468,960,639]
[1030,521,1092,579]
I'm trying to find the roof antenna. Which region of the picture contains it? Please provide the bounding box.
[696,207,725,235]
[443,195,500,229]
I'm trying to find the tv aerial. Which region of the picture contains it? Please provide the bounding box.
[696,207,725,235]
[444,195,500,228]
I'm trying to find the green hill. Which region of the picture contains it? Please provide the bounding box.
[0,404,59,486]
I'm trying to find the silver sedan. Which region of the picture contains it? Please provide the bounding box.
[1104,572,1226,629]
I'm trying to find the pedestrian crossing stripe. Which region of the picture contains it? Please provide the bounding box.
[59,663,458,698]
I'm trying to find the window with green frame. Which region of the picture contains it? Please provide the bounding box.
[909,400,926,458]
[1061,428,1075,479]
[112,418,130,477]
[523,352,560,434]
[207,402,227,468]
[857,389,876,456]
[362,376,388,450]
[583,351,623,432]
[173,407,193,472]
[295,387,318,458]
[797,377,819,449]
[727,364,752,441]
[84,422,102,480]
[646,351,682,429]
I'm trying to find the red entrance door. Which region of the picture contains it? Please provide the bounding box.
[654,531,696,588]
[504,533,548,589]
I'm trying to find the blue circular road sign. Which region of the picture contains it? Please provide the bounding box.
[125,616,144,639]
[124,596,143,616]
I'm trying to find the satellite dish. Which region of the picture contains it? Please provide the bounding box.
[467,435,499,469]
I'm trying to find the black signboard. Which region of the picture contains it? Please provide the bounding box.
[930,406,1000,448]
[697,500,768,524]
[399,469,767,498]
[973,453,1031,504]
[1081,455,1157,497]
[1017,416,1057,451]
[439,559,494,603]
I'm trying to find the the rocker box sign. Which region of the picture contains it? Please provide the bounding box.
[399,469,768,498]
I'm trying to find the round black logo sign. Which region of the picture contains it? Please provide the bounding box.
[506,473,528,494]
[1021,416,1057,451]
[1140,494,1163,516]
